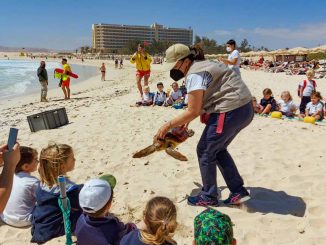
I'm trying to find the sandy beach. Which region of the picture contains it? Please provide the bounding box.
[1,56,326,245]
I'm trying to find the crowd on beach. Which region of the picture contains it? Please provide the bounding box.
[252,69,325,121]
[0,143,235,245]
[243,56,325,77]
[2,39,326,245]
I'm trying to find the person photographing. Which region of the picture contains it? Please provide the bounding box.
[130,44,152,98]
[155,44,253,206]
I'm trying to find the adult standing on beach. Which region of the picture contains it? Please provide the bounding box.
[130,44,152,98]
[100,63,106,81]
[61,58,72,100]
[219,39,241,76]
[155,44,253,206]
[37,61,48,102]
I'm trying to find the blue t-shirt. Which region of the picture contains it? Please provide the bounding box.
[120,229,174,245]
[75,213,134,245]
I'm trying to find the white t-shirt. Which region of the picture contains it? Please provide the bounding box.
[300,80,316,97]
[1,172,39,227]
[170,90,183,100]
[278,99,297,113]
[306,101,323,115]
[143,92,152,101]
[228,50,241,75]
[185,72,213,93]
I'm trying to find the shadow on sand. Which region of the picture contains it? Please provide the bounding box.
[189,182,306,217]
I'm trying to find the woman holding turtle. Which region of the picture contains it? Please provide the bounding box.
[155,44,253,206]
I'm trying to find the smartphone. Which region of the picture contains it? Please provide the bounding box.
[7,128,18,150]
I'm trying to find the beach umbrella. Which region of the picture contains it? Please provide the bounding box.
[287,47,309,55]
[269,49,287,55]
[255,50,270,56]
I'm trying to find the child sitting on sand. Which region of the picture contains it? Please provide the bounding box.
[153,82,167,106]
[277,91,297,117]
[76,175,135,245]
[259,88,277,114]
[31,143,83,244]
[301,91,324,120]
[252,96,264,113]
[120,196,177,245]
[1,146,39,227]
[166,82,183,106]
[193,208,236,245]
[133,86,153,107]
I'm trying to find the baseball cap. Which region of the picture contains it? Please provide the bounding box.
[79,174,116,213]
[165,44,191,69]
[194,208,234,245]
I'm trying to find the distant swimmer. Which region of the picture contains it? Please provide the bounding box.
[100,63,106,81]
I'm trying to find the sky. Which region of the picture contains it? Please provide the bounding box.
[1,0,326,51]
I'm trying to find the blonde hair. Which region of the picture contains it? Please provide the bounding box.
[143,86,150,92]
[281,91,292,101]
[306,69,315,77]
[39,143,73,187]
[140,197,177,245]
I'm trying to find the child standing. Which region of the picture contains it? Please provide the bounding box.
[303,91,324,120]
[259,88,277,114]
[1,146,39,227]
[193,208,236,245]
[31,143,83,244]
[153,82,167,106]
[277,91,297,117]
[299,69,316,114]
[166,82,183,106]
[120,196,177,245]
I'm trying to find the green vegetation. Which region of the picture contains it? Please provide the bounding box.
[307,52,326,61]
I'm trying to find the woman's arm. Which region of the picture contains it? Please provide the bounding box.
[220,57,238,65]
[0,143,20,213]
[155,90,204,139]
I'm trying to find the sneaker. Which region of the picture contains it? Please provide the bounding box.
[223,191,250,205]
[187,194,219,207]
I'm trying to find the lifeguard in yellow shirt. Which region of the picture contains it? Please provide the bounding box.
[130,44,152,98]
[61,58,72,100]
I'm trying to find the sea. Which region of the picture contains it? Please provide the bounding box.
[0,60,99,99]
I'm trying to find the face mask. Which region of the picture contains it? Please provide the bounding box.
[226,47,232,52]
[170,58,193,81]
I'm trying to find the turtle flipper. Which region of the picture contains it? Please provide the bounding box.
[165,147,188,161]
[133,145,156,158]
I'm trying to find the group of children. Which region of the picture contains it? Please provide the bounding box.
[252,69,325,121]
[0,143,236,245]
[134,81,187,109]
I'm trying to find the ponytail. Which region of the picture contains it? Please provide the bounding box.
[189,43,205,61]
[140,197,177,245]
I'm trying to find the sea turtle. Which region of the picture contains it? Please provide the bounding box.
[133,127,194,161]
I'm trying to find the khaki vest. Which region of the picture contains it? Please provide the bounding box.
[186,60,252,113]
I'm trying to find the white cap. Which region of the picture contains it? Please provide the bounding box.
[79,179,112,213]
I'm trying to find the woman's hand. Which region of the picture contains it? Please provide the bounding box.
[154,122,171,141]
